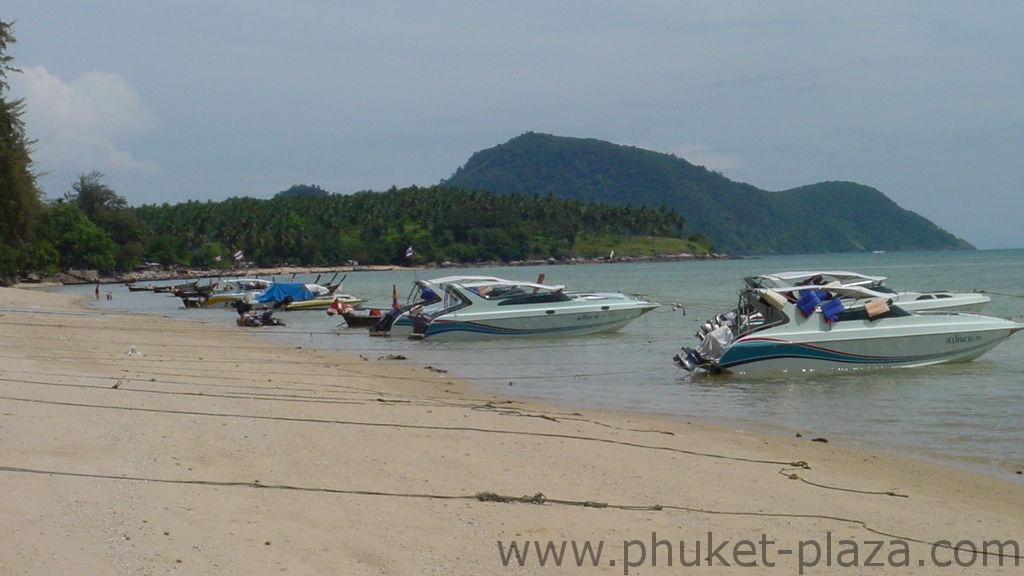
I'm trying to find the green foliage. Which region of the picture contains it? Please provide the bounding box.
[442,132,972,254]
[29,240,60,274]
[0,19,18,91]
[37,202,118,271]
[64,172,148,269]
[0,20,44,280]
[276,184,330,198]
[134,186,704,267]
[572,234,701,258]
[146,234,191,266]
[192,242,232,269]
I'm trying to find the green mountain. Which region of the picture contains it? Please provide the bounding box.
[441,132,973,254]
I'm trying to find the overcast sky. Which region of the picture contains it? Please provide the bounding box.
[6,2,1022,248]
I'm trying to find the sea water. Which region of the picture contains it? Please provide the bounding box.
[68,250,1024,476]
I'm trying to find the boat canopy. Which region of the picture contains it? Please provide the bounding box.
[256,282,329,303]
[755,284,893,303]
[418,275,505,287]
[451,279,566,298]
[745,271,887,289]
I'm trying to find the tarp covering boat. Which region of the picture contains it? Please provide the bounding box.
[255,282,329,304]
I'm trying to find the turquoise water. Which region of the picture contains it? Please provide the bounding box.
[69,250,1024,476]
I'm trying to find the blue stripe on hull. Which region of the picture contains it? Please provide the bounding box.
[719,337,1002,370]
[422,315,636,338]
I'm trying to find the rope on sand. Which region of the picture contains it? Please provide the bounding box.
[0,464,1015,563]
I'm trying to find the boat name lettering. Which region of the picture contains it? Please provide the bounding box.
[946,334,981,345]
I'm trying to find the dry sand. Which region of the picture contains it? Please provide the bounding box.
[1,286,1022,574]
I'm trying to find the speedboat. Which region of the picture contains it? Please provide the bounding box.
[202,278,273,308]
[369,275,507,336]
[746,270,990,313]
[674,283,1022,374]
[405,277,658,339]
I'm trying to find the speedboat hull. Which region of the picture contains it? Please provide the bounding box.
[716,312,1021,373]
[414,302,657,339]
[400,277,658,340]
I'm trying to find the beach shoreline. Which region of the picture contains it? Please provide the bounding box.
[2,285,1022,574]
[26,250,740,287]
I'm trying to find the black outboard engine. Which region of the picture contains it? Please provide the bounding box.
[409,313,431,338]
[372,306,406,334]
[261,310,285,326]
[673,347,704,372]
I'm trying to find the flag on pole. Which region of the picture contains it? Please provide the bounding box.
[233,250,245,261]
[404,245,414,259]
[392,284,400,309]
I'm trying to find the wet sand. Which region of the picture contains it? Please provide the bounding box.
[1,286,1022,574]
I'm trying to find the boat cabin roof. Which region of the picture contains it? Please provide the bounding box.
[418,276,566,294]
[420,275,506,286]
[751,283,892,304]
[452,279,566,295]
[745,270,887,290]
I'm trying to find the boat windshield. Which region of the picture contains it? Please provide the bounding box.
[462,281,568,303]
[495,291,572,306]
[735,289,789,337]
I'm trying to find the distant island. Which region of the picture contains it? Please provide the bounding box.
[441,132,973,255]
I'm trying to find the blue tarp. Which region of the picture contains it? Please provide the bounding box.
[256,282,316,303]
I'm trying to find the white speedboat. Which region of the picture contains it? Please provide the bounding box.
[202,278,273,308]
[674,284,1022,374]
[369,275,507,336]
[746,270,990,313]
[393,277,658,339]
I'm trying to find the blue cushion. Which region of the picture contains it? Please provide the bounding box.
[796,291,822,317]
[820,297,845,323]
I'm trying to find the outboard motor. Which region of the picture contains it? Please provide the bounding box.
[372,306,406,334]
[409,313,431,339]
[673,347,704,371]
[260,310,285,326]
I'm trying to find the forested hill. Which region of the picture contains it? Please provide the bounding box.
[133,186,708,268]
[441,132,973,254]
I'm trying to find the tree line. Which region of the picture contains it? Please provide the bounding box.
[134,185,701,269]
[6,174,705,277]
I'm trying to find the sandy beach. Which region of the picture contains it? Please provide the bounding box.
[1,285,1022,574]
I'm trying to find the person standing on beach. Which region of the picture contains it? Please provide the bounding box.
[95,283,100,300]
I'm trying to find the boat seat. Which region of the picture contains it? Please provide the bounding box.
[760,290,787,311]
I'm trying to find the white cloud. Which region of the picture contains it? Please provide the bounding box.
[13,66,160,174]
